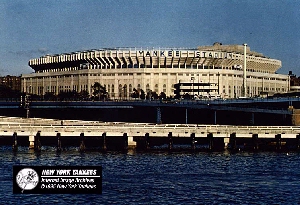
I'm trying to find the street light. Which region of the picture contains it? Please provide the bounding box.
[197,75,200,96]
[117,80,120,100]
[191,77,195,98]
[243,43,247,97]
[217,72,220,95]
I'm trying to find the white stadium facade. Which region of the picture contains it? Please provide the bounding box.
[21,42,290,99]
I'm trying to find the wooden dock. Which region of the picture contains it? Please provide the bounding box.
[0,116,300,152]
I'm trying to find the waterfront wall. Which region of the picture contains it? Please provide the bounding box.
[1,117,300,152]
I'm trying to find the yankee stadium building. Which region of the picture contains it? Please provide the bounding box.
[21,43,289,99]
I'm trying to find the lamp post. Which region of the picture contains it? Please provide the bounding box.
[117,80,120,100]
[123,86,126,100]
[217,72,220,95]
[243,43,247,97]
[191,77,195,98]
[197,75,200,96]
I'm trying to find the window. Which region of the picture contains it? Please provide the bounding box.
[111,85,115,97]
[129,84,132,93]
[146,84,150,93]
[163,84,167,93]
[123,84,127,96]
[119,84,122,97]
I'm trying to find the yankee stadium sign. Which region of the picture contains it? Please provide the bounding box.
[136,50,233,59]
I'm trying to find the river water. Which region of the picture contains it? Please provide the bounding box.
[1,146,300,204]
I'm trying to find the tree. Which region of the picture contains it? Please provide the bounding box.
[146,91,158,100]
[92,82,108,100]
[44,92,56,101]
[58,90,79,101]
[183,93,191,99]
[159,92,167,100]
[0,85,21,99]
[79,90,90,101]
[29,94,41,101]
[140,89,145,100]
[131,88,140,99]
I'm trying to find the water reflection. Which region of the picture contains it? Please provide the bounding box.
[1,147,300,204]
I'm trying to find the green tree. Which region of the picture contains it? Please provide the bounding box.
[44,92,56,101]
[92,82,108,100]
[58,90,78,101]
[140,89,145,100]
[146,91,158,100]
[183,93,191,99]
[79,90,90,101]
[159,92,167,100]
[0,85,21,99]
[131,88,140,99]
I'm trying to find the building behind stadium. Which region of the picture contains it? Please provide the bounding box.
[22,42,290,99]
[0,75,21,91]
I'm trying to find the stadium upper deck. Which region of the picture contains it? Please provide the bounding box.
[28,43,281,74]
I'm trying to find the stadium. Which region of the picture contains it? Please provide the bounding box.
[21,42,289,99]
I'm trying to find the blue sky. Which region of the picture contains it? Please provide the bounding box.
[1,0,300,76]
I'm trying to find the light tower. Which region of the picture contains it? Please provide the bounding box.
[243,43,247,97]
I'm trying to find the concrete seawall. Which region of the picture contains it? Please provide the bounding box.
[1,117,300,152]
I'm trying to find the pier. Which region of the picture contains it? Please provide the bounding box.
[1,116,300,152]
